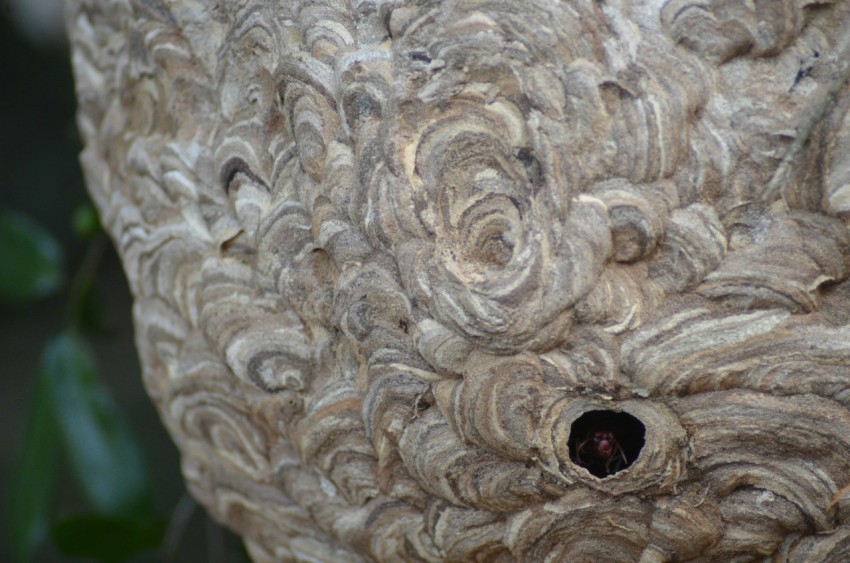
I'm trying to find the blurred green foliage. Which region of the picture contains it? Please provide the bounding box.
[52,514,168,561]
[8,351,58,562]
[0,212,65,305]
[3,209,167,562]
[43,331,153,519]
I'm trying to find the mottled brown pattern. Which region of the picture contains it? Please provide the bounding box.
[67,0,850,560]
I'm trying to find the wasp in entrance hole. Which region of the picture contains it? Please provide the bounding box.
[575,428,629,476]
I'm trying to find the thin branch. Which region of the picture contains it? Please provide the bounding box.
[162,492,197,562]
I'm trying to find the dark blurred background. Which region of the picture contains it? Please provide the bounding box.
[0,1,249,561]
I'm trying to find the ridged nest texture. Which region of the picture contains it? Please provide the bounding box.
[67,0,850,561]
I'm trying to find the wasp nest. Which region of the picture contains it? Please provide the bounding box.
[68,0,850,561]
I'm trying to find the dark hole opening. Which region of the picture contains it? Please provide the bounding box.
[568,410,645,478]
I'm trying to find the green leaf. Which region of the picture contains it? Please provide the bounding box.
[42,332,152,518]
[7,371,60,563]
[53,514,167,562]
[0,210,65,305]
[71,203,101,240]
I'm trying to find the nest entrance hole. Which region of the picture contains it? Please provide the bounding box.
[568,410,646,478]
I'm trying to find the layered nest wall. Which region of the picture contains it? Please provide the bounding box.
[67,0,850,560]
